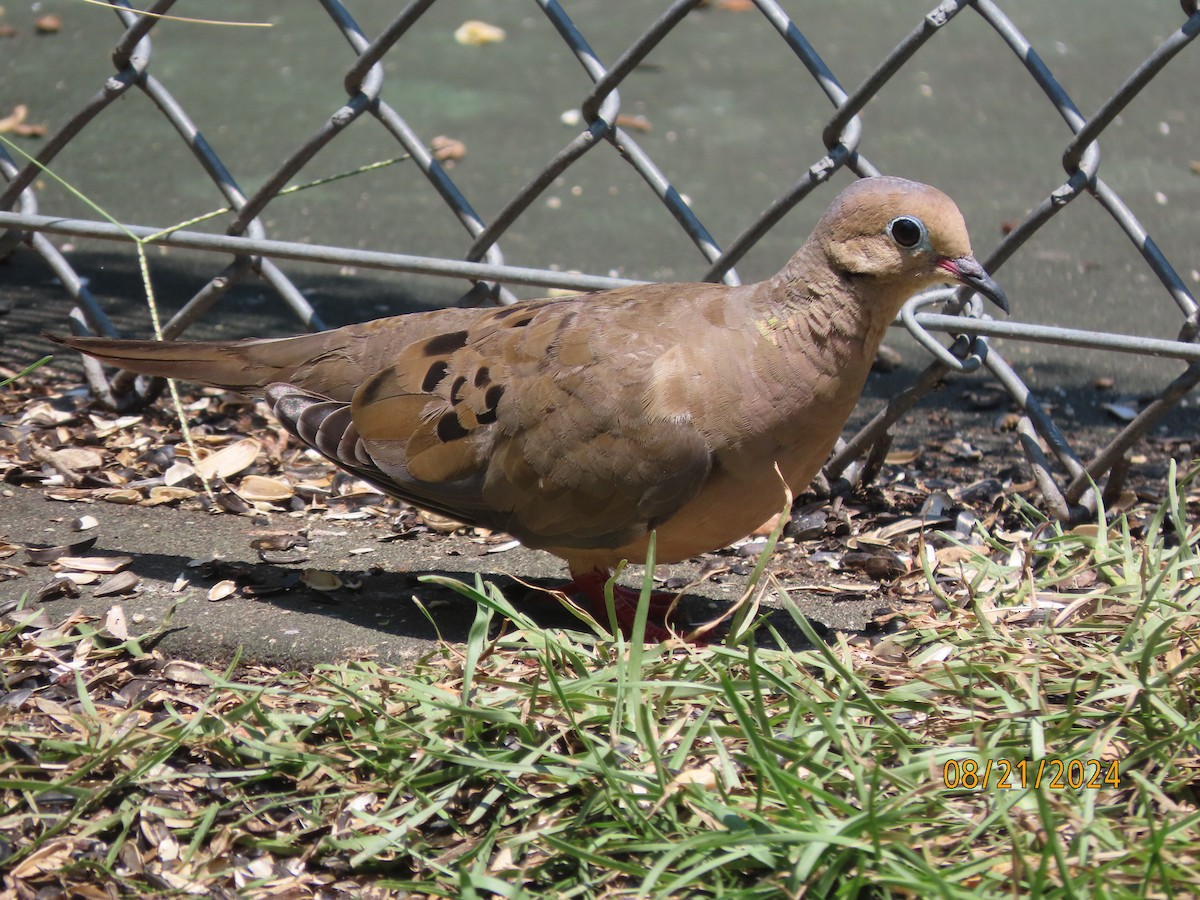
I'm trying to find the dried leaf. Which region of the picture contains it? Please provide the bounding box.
[669,765,718,788]
[12,838,88,878]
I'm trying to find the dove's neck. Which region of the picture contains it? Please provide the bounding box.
[763,243,900,368]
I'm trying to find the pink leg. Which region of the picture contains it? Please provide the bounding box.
[566,568,699,643]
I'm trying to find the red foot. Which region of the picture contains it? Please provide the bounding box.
[566,568,700,643]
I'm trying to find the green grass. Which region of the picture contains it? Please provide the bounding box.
[3,463,1199,897]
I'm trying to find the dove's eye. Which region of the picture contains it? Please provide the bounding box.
[888,216,926,248]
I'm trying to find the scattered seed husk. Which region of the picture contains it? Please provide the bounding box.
[1101,402,1139,422]
[103,604,129,638]
[250,533,306,552]
[146,485,198,505]
[45,489,94,502]
[162,660,216,685]
[57,555,132,574]
[72,515,99,531]
[20,402,74,426]
[0,103,49,137]
[236,474,294,502]
[301,569,342,592]
[431,135,466,162]
[615,114,652,133]
[0,563,26,580]
[419,511,466,534]
[162,461,196,486]
[37,577,80,600]
[101,488,143,505]
[194,438,260,481]
[24,535,99,565]
[95,571,140,598]
[841,550,907,580]
[934,545,979,567]
[207,580,238,601]
[485,539,522,554]
[215,490,254,515]
[57,570,100,585]
[884,448,921,465]
[48,447,104,471]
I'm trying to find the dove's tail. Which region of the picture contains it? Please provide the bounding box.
[45,331,330,394]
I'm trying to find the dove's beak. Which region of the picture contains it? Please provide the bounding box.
[937,256,1009,314]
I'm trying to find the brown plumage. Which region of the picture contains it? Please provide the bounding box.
[49,176,1007,639]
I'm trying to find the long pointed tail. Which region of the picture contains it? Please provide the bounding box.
[45,331,341,396]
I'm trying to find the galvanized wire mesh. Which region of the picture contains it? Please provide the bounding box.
[1,0,1197,523]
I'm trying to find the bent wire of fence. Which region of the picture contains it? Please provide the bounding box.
[1,0,1197,524]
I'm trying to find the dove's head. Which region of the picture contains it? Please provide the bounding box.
[817,176,1007,313]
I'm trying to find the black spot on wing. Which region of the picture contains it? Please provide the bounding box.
[473,366,490,387]
[450,375,467,404]
[436,413,471,442]
[357,370,389,405]
[422,360,449,392]
[491,305,528,320]
[475,383,505,425]
[423,330,469,356]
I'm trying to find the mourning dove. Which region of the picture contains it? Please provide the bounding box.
[50,176,1006,639]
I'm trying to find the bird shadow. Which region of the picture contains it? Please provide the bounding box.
[20,545,872,658]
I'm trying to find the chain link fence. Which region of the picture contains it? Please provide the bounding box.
[2,0,1198,524]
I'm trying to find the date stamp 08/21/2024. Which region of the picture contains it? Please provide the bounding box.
[942,758,1122,791]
